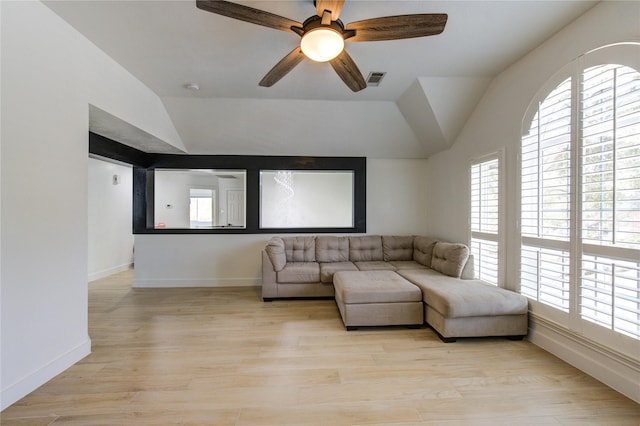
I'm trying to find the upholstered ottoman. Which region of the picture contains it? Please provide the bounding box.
[333,270,423,330]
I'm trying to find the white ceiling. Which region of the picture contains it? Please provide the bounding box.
[45,0,597,158]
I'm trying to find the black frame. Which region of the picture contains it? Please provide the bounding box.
[89,132,367,234]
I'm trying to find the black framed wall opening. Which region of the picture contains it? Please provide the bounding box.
[89,132,366,234]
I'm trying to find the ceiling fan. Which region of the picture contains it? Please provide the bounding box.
[196,0,447,92]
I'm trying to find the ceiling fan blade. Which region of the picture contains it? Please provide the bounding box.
[330,50,367,92]
[196,0,302,32]
[345,14,448,42]
[259,47,306,87]
[315,0,345,21]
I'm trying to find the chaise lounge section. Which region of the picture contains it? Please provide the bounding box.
[262,235,528,341]
[398,269,529,342]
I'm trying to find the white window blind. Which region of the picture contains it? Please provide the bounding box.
[580,64,640,340]
[521,60,640,341]
[521,246,571,312]
[471,157,500,285]
[470,238,499,285]
[581,65,640,250]
[521,78,572,241]
[581,255,640,339]
[521,78,572,310]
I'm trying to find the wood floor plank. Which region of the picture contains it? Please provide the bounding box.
[1,269,638,425]
[236,401,424,426]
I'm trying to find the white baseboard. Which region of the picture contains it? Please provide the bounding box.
[1,337,91,410]
[528,313,640,404]
[132,277,260,288]
[88,262,133,282]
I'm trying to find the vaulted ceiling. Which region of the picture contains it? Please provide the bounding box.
[45,0,597,158]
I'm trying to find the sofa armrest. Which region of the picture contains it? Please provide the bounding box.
[262,250,278,299]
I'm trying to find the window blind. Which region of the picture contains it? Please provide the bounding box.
[471,157,500,285]
[581,65,640,250]
[471,238,499,285]
[521,78,572,241]
[521,78,573,310]
[579,64,640,339]
[521,60,640,340]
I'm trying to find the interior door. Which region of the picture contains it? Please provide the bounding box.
[226,189,244,227]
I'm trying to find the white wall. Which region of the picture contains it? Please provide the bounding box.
[133,158,429,287]
[367,159,429,235]
[154,171,192,228]
[424,1,640,402]
[88,158,134,281]
[1,1,183,409]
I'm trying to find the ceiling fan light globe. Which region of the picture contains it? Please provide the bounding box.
[300,28,344,62]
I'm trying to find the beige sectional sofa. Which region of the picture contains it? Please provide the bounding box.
[262,235,528,342]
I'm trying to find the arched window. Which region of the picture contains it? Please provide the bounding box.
[520,44,640,342]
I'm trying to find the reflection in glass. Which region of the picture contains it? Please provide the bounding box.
[190,188,214,227]
[154,169,245,229]
[260,170,354,228]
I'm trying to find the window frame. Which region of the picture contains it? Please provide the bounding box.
[519,43,640,346]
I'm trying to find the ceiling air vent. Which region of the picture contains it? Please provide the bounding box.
[366,72,386,87]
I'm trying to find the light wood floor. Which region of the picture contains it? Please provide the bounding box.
[2,269,639,425]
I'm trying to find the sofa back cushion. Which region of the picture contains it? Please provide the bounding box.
[282,236,316,262]
[430,242,469,278]
[265,237,287,272]
[382,236,414,261]
[349,235,383,261]
[316,236,349,262]
[413,236,438,267]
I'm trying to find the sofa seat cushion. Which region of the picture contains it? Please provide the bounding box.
[389,260,428,270]
[334,271,422,304]
[354,261,397,271]
[397,269,528,318]
[277,262,320,283]
[319,262,358,283]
